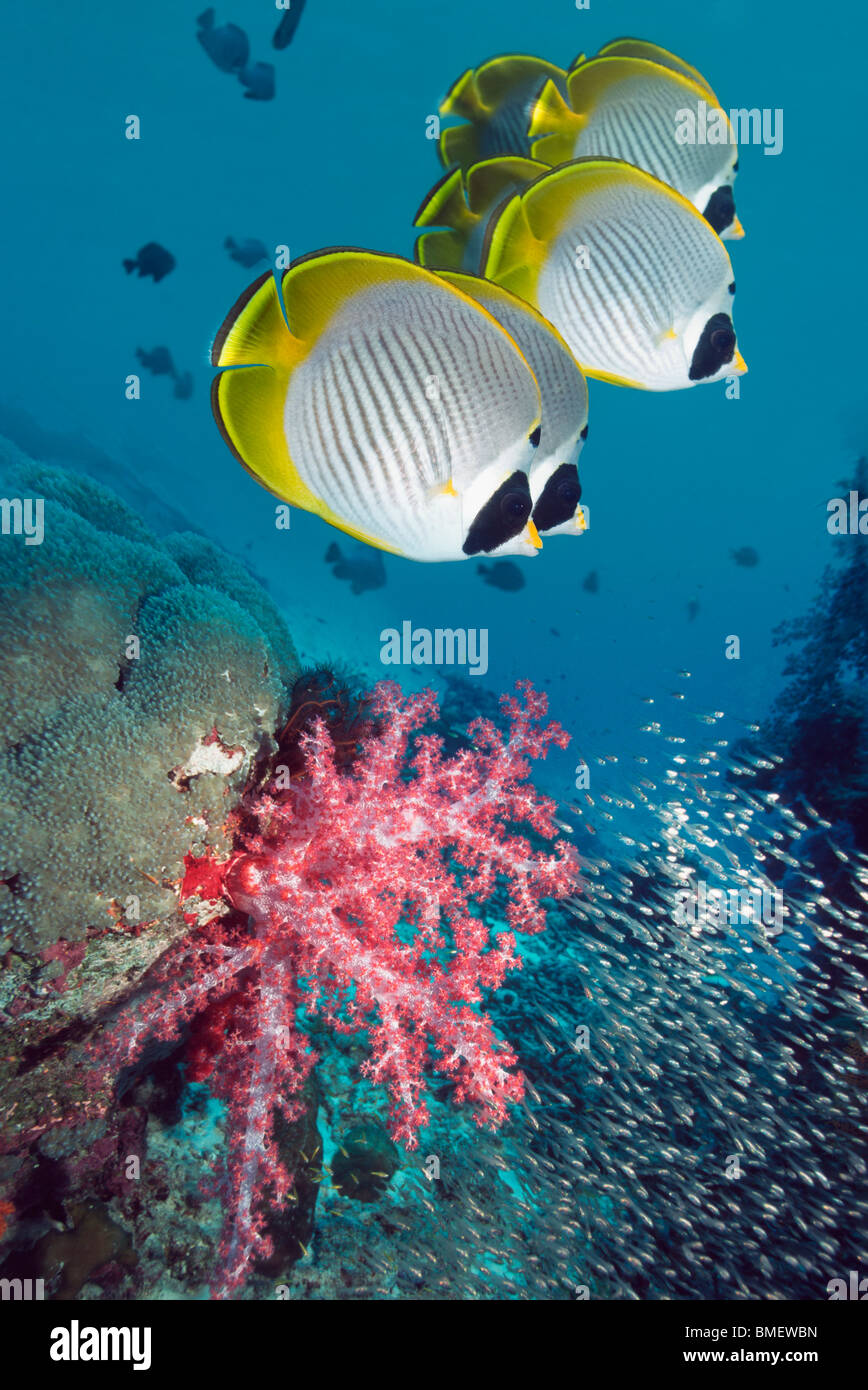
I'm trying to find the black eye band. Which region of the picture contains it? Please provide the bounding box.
[532,462,582,533]
[463,471,532,555]
[702,184,736,235]
[689,312,736,381]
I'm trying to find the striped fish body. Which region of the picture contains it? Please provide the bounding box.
[438,54,569,172]
[531,55,742,239]
[437,271,589,537]
[483,159,745,391]
[211,250,543,562]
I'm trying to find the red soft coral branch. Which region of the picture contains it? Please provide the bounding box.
[97,680,577,1296]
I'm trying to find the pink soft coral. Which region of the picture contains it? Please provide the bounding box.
[99,680,576,1295]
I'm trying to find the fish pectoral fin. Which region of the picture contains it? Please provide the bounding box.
[427,478,459,500]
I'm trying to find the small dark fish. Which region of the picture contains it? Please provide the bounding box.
[325,541,387,595]
[582,569,599,593]
[731,546,759,567]
[225,236,269,269]
[477,559,525,592]
[238,61,275,101]
[273,0,306,49]
[123,242,176,282]
[135,345,175,377]
[196,8,249,73]
[687,598,700,622]
[135,348,193,401]
[550,627,560,637]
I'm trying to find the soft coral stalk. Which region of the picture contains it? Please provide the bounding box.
[99,680,576,1295]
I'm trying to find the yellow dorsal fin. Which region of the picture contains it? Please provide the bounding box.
[567,55,719,121]
[465,157,547,217]
[529,78,585,141]
[438,122,482,172]
[592,37,716,99]
[474,53,567,108]
[413,168,477,232]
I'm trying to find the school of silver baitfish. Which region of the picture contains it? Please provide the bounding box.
[314,679,867,1300]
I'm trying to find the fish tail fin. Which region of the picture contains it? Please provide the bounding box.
[438,122,482,172]
[210,271,316,509]
[414,228,472,271]
[413,168,477,233]
[465,157,546,215]
[440,68,486,121]
[528,79,584,164]
[122,259,136,274]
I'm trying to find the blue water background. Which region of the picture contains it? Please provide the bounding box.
[0,0,862,790]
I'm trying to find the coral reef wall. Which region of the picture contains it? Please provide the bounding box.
[0,439,298,1147]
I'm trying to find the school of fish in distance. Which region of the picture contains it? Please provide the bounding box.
[211,37,748,564]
